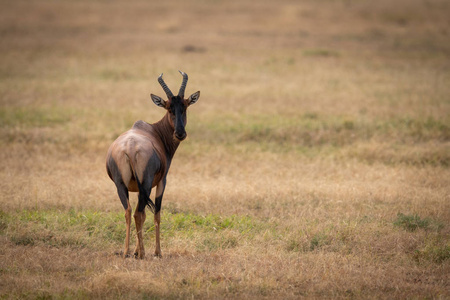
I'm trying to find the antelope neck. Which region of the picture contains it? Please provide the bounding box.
[152,113,180,158]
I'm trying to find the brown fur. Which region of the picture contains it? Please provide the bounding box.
[106,115,177,193]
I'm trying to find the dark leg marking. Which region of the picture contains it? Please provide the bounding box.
[107,157,129,210]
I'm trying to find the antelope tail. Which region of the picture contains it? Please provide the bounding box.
[125,153,156,213]
[134,170,156,214]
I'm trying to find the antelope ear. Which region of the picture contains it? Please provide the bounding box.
[187,91,200,106]
[151,94,166,108]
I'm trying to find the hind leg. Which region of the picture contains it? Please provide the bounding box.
[124,199,132,258]
[107,155,133,258]
[154,179,166,258]
[114,181,132,258]
[133,175,154,259]
[134,200,147,259]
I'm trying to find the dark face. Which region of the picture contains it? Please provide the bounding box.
[151,73,200,141]
[168,96,188,141]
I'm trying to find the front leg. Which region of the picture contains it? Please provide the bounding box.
[154,179,166,258]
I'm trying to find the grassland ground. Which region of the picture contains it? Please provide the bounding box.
[0,0,449,298]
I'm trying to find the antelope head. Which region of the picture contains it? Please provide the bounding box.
[150,71,200,141]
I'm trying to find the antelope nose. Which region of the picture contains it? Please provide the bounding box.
[175,132,187,141]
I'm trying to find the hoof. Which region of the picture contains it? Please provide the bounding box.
[134,252,145,259]
[115,251,132,258]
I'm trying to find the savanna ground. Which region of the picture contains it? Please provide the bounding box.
[1,0,449,298]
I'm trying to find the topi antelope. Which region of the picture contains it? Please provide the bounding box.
[106,71,200,259]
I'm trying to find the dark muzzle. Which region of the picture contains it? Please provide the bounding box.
[175,131,187,141]
[174,118,187,141]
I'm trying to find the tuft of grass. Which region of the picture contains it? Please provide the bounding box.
[414,243,450,264]
[393,213,431,232]
[198,233,239,251]
[302,49,340,57]
[0,210,8,234]
[285,228,338,253]
[309,232,332,251]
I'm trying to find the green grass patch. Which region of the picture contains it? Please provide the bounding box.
[163,212,260,233]
[0,106,71,128]
[302,49,340,57]
[350,143,450,168]
[2,209,125,249]
[186,112,450,168]
[190,113,449,152]
[161,212,259,252]
[414,242,450,264]
[1,209,265,251]
[393,213,433,232]
[309,232,333,251]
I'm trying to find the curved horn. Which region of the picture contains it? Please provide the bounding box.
[158,73,174,99]
[178,70,188,98]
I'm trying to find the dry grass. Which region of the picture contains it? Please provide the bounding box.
[1,0,449,298]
